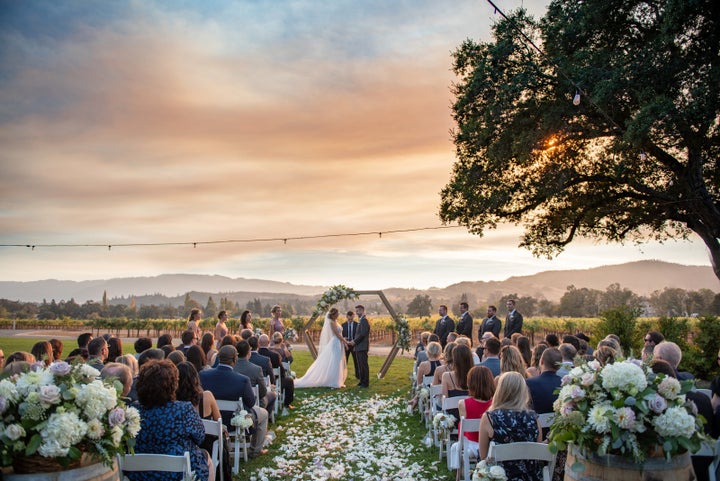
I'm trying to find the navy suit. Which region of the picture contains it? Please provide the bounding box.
[434,316,455,348]
[199,364,256,426]
[504,310,523,338]
[353,315,371,387]
[456,312,473,339]
[479,357,500,377]
[526,371,562,414]
[258,346,295,408]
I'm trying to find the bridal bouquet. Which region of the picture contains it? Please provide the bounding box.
[284,328,298,343]
[0,361,140,468]
[549,358,706,463]
[473,460,507,481]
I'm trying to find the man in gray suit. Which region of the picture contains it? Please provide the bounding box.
[234,340,276,416]
[350,304,371,388]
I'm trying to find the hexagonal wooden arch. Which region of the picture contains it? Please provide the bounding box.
[303,290,401,379]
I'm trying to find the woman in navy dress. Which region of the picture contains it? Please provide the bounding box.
[129,359,209,481]
[478,371,543,481]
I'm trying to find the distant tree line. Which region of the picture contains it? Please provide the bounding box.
[1,284,719,320]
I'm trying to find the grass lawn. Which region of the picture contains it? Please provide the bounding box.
[0,336,456,480]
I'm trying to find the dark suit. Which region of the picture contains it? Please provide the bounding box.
[249,351,275,385]
[342,320,359,379]
[199,364,267,456]
[504,310,523,338]
[258,346,294,407]
[456,312,473,339]
[353,314,370,387]
[479,316,502,338]
[434,316,455,348]
[478,356,500,377]
[526,371,562,414]
[234,358,275,413]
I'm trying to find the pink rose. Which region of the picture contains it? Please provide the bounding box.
[38,385,61,404]
[108,407,126,427]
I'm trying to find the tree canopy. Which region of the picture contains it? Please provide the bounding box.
[440,0,720,279]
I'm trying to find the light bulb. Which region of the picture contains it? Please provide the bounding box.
[573,92,581,106]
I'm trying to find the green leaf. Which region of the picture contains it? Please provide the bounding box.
[25,434,41,456]
[68,446,82,460]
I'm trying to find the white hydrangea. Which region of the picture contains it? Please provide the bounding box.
[125,406,141,437]
[653,406,696,438]
[75,380,117,419]
[86,418,105,440]
[601,361,647,393]
[38,439,70,458]
[39,411,87,454]
[0,379,19,403]
[14,369,54,397]
[4,423,26,441]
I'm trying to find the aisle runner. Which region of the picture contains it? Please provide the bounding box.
[251,392,438,481]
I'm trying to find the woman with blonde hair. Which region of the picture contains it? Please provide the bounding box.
[478,372,542,481]
[433,342,456,385]
[408,341,443,409]
[116,354,140,377]
[499,345,528,378]
[268,305,285,338]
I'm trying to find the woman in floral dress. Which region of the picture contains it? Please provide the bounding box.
[478,371,542,481]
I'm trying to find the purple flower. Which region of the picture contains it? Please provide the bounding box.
[50,361,72,376]
[108,407,126,427]
[648,394,667,413]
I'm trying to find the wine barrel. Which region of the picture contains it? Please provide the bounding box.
[565,447,696,481]
[5,460,118,481]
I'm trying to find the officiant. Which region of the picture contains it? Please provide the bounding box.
[342,310,359,380]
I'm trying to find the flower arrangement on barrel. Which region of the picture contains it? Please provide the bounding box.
[548,358,706,470]
[0,362,140,473]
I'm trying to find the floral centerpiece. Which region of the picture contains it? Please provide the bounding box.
[0,361,140,472]
[312,285,359,316]
[549,358,706,466]
[473,460,507,481]
[231,410,254,430]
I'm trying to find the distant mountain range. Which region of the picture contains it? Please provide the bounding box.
[0,261,717,305]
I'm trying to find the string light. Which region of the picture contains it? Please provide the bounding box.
[1,225,461,250]
[573,91,581,106]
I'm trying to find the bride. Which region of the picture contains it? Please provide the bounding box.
[295,307,348,388]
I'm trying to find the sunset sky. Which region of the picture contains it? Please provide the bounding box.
[0,0,712,290]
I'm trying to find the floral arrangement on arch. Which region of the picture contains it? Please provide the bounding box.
[473,460,507,481]
[0,361,140,468]
[312,285,359,317]
[394,315,411,352]
[432,412,456,441]
[549,358,706,464]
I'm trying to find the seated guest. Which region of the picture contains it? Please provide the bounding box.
[178,330,197,356]
[416,334,440,368]
[138,348,165,368]
[200,333,218,367]
[130,359,209,481]
[575,332,593,355]
[499,345,528,378]
[260,334,295,410]
[270,332,293,364]
[516,336,532,368]
[526,348,562,415]
[248,337,274,385]
[157,333,173,349]
[6,351,35,364]
[48,338,63,361]
[526,344,548,378]
[455,336,480,365]
[186,345,207,373]
[408,341,443,408]
[30,341,53,367]
[234,340,276,416]
[134,337,152,358]
[594,345,617,366]
[478,337,501,377]
[107,337,123,363]
[479,372,542,481]
[441,344,473,419]
[450,366,495,472]
[176,362,220,421]
[160,344,175,358]
[600,335,623,357]
[414,331,431,360]
[167,350,185,365]
[433,342,456,385]
[545,333,560,348]
[653,341,694,381]
[86,337,108,371]
[556,343,576,378]
[101,362,133,398]
[475,332,495,361]
[66,332,92,359]
[200,345,268,458]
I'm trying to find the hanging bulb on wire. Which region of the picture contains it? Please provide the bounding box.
[573,91,581,106]
[640,151,647,161]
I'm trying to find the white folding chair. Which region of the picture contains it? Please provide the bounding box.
[417,375,435,422]
[216,399,249,473]
[202,418,224,481]
[117,452,192,480]
[488,441,556,481]
[273,367,283,409]
[427,384,443,430]
[441,395,469,466]
[457,417,482,481]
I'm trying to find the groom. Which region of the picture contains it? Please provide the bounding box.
[350,304,370,388]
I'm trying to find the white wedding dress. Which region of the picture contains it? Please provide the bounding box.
[295,314,348,388]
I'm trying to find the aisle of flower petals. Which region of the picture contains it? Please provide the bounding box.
[251,391,439,481]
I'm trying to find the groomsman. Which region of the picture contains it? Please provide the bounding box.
[479,305,502,339]
[342,310,359,379]
[351,305,370,388]
[433,305,455,348]
[504,299,524,338]
[456,302,473,340]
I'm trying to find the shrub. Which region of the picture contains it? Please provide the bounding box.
[593,305,642,356]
